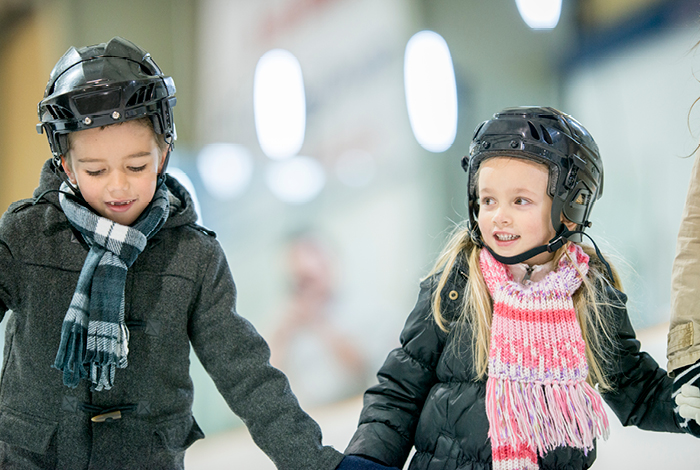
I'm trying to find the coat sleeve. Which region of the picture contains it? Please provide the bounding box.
[668,147,700,374]
[187,242,344,470]
[0,211,25,321]
[600,285,682,433]
[344,275,448,469]
[0,240,13,322]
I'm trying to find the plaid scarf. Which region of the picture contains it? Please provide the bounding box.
[54,182,170,391]
[480,243,609,470]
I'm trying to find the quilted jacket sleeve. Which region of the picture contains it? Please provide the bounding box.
[601,285,682,433]
[187,241,344,470]
[344,274,449,469]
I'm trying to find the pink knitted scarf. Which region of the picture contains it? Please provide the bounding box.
[480,243,609,470]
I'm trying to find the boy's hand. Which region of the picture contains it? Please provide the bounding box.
[335,455,401,470]
[673,361,700,436]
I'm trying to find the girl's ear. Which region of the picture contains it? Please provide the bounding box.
[562,216,577,232]
[61,156,77,185]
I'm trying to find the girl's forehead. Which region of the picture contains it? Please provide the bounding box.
[479,156,548,173]
[478,156,549,192]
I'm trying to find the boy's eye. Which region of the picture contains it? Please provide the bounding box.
[85,169,104,177]
[129,165,147,172]
[514,197,530,205]
[479,197,494,206]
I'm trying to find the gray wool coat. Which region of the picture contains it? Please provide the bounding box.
[0,160,345,470]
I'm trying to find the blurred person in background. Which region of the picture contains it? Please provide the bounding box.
[270,232,370,409]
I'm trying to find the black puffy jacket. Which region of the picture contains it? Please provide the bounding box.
[345,255,681,470]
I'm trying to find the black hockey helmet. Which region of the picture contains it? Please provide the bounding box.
[36,36,177,186]
[462,106,603,244]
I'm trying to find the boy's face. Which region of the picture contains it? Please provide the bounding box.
[62,120,166,226]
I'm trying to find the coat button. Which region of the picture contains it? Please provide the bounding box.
[448,290,459,300]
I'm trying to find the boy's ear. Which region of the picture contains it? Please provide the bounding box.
[157,149,167,173]
[60,156,77,185]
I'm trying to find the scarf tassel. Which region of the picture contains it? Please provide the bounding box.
[84,322,130,391]
[53,319,88,388]
[486,377,610,456]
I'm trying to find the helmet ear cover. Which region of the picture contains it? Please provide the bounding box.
[463,107,603,244]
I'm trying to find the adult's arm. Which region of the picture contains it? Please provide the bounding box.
[668,149,700,374]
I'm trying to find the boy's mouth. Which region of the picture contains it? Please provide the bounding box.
[106,199,136,211]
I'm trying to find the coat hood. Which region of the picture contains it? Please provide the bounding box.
[32,158,199,229]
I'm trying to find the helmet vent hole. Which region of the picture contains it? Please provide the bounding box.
[540,125,553,144]
[527,121,540,140]
[46,105,74,120]
[574,190,590,206]
[126,82,156,107]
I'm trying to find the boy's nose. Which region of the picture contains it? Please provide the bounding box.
[108,171,129,192]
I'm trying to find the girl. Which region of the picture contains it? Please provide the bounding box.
[344,107,683,470]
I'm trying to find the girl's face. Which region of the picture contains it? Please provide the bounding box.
[62,120,166,226]
[477,157,557,266]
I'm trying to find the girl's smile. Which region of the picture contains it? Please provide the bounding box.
[492,231,520,243]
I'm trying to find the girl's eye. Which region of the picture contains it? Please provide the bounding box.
[129,165,147,173]
[514,197,530,205]
[480,197,494,206]
[85,169,104,177]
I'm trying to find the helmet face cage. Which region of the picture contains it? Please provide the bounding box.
[463,106,603,242]
[37,37,177,175]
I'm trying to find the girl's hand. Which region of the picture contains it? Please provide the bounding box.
[335,455,401,470]
[676,383,700,424]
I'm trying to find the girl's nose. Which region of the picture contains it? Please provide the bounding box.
[492,207,511,226]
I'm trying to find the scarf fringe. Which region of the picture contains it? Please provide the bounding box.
[53,320,88,388]
[486,377,609,456]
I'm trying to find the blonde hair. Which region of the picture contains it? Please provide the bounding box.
[428,223,623,392]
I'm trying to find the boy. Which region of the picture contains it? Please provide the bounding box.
[0,37,393,470]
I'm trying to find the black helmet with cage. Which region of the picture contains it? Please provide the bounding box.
[36,36,177,187]
[461,106,604,263]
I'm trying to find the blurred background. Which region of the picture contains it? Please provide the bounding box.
[1,0,700,468]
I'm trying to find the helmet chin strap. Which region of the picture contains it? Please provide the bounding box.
[484,230,570,265]
[483,228,614,281]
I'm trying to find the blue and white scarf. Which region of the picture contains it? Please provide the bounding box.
[53,182,170,391]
